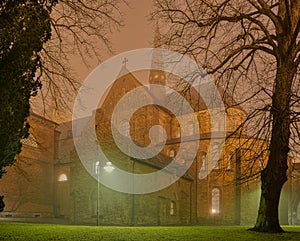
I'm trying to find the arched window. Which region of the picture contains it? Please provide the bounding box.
[227,154,232,170]
[200,153,207,171]
[169,149,175,158]
[58,173,68,182]
[170,201,175,216]
[120,121,129,137]
[211,188,220,214]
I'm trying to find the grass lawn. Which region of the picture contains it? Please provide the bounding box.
[0,222,300,241]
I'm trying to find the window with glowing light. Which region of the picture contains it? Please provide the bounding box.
[169,149,175,158]
[58,173,68,182]
[211,188,220,214]
[200,153,207,171]
[170,201,175,216]
[227,154,232,170]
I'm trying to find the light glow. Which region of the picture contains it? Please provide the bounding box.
[58,173,68,182]
[103,162,115,173]
[95,161,100,174]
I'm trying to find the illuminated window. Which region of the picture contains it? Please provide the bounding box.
[121,121,129,137]
[200,154,207,171]
[169,149,175,158]
[58,173,68,182]
[227,154,231,170]
[170,201,175,215]
[211,188,220,214]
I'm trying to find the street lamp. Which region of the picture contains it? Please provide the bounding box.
[96,161,115,226]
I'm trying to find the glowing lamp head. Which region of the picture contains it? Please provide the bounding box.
[95,161,100,174]
[211,208,216,214]
[103,161,115,173]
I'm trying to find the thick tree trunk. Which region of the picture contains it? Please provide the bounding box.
[250,57,296,232]
[250,168,287,232]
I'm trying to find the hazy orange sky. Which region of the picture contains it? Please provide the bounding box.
[73,0,155,87]
[32,0,156,121]
[112,0,154,53]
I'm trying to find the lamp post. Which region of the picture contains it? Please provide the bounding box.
[96,161,115,226]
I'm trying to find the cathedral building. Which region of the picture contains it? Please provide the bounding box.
[1,31,300,226]
[0,61,299,226]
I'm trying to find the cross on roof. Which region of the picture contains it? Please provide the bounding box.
[122,57,128,66]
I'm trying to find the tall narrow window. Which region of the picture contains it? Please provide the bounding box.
[170,201,175,215]
[176,123,181,138]
[200,154,207,171]
[120,121,129,137]
[227,154,232,170]
[211,188,220,214]
[169,149,175,158]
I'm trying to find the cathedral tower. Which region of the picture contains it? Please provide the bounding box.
[149,23,166,105]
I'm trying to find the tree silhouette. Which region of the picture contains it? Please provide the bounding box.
[153,0,300,232]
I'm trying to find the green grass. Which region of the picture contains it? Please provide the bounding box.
[0,222,300,241]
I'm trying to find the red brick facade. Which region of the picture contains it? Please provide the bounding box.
[1,67,300,226]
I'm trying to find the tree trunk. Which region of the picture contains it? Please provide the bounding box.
[250,169,287,232]
[250,57,295,232]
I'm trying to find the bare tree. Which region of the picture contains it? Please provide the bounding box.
[152,0,300,232]
[36,0,126,120]
[0,0,125,210]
